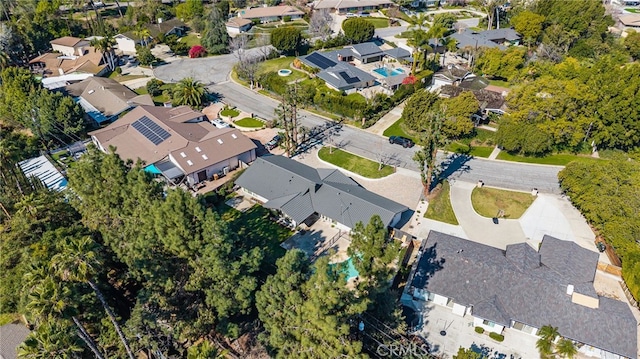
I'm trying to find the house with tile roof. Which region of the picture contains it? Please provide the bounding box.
[63,77,154,124]
[89,105,257,186]
[406,231,638,359]
[29,37,108,77]
[312,0,393,14]
[226,17,253,34]
[235,155,408,230]
[237,5,304,23]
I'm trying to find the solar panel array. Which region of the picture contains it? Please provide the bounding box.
[131,116,171,145]
[305,52,336,70]
[339,71,360,84]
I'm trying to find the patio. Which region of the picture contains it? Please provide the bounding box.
[281,218,351,261]
[409,300,539,358]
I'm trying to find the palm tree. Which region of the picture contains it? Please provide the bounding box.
[172,77,206,108]
[407,29,430,74]
[52,237,135,359]
[134,25,152,47]
[426,23,447,67]
[90,36,116,71]
[555,338,577,359]
[18,321,84,359]
[410,13,430,32]
[538,325,559,342]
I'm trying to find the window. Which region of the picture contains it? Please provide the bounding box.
[482,320,496,328]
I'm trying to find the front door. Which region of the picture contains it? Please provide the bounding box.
[197,170,207,182]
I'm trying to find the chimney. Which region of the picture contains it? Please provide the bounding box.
[566,285,574,295]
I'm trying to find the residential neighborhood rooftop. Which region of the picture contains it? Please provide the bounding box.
[410,231,637,359]
[238,5,304,19]
[312,0,393,10]
[451,28,520,50]
[49,36,86,47]
[0,324,31,359]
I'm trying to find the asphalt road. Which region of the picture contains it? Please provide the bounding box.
[209,82,563,194]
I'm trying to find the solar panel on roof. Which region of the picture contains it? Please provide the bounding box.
[131,116,171,145]
[305,52,336,70]
[339,71,360,84]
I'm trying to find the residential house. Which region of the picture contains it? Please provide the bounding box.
[439,85,506,115]
[430,63,472,90]
[451,28,520,50]
[226,17,253,34]
[238,5,304,23]
[50,36,90,56]
[18,155,68,192]
[347,42,385,64]
[384,47,413,63]
[89,105,257,186]
[406,231,637,359]
[235,155,408,230]
[29,37,108,77]
[313,0,394,14]
[114,33,144,55]
[63,77,154,124]
[0,324,31,359]
[410,0,439,8]
[300,50,377,91]
[148,18,189,38]
[620,14,640,29]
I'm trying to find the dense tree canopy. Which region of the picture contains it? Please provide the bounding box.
[270,27,303,54]
[475,47,527,81]
[201,8,230,54]
[342,18,375,44]
[510,10,545,48]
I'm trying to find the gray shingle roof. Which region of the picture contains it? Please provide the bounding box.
[236,156,408,228]
[451,28,520,50]
[411,231,637,358]
[317,63,376,91]
[0,324,31,359]
[349,42,384,57]
[384,47,411,60]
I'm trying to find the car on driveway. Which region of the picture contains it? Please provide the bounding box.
[265,135,281,150]
[211,119,231,129]
[345,12,358,18]
[389,136,415,148]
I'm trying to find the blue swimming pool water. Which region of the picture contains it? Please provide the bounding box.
[331,257,360,280]
[373,67,405,77]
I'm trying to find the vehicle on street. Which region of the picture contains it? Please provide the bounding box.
[265,135,281,150]
[211,119,231,129]
[389,136,414,148]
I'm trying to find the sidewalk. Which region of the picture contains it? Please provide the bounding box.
[366,100,406,136]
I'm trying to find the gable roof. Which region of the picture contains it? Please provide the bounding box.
[63,77,153,119]
[226,17,253,28]
[147,18,188,37]
[29,48,106,77]
[90,105,256,173]
[384,47,411,59]
[348,42,384,57]
[50,36,85,47]
[236,156,408,228]
[238,5,304,19]
[411,231,637,358]
[317,63,376,90]
[313,0,393,10]
[620,13,640,27]
[0,324,31,359]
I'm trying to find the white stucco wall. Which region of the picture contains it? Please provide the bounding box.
[52,44,79,56]
[242,188,268,203]
[115,37,137,55]
[452,303,466,316]
[433,294,449,307]
[473,317,505,334]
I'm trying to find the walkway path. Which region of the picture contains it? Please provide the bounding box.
[487,146,500,160]
[365,100,406,136]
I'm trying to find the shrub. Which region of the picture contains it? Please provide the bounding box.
[114,66,122,74]
[489,332,504,342]
[475,327,485,334]
[146,78,165,96]
[271,27,302,54]
[189,45,207,58]
[342,17,375,43]
[283,15,291,22]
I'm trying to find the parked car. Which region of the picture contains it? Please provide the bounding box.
[596,241,606,253]
[358,11,370,17]
[265,135,281,150]
[389,136,414,148]
[211,119,231,129]
[345,12,358,18]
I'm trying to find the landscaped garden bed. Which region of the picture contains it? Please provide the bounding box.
[234,117,264,128]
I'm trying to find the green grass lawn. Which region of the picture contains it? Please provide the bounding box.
[496,152,598,166]
[625,8,639,13]
[471,187,535,219]
[488,79,511,88]
[220,108,240,117]
[108,73,147,82]
[0,313,20,326]
[364,17,389,29]
[318,147,394,178]
[382,119,417,143]
[257,57,307,82]
[217,205,292,274]
[424,181,459,225]
[468,146,494,158]
[135,84,175,105]
[180,33,201,47]
[235,117,264,128]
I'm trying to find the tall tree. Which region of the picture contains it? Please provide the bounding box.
[90,35,117,71]
[275,83,303,156]
[271,27,302,55]
[201,8,229,54]
[342,17,374,44]
[309,8,333,40]
[414,112,444,196]
[172,77,206,107]
[510,10,545,49]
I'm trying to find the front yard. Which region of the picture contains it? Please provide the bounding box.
[234,117,264,128]
[424,181,459,225]
[496,151,598,166]
[364,17,390,29]
[318,147,394,179]
[257,56,308,82]
[471,187,535,219]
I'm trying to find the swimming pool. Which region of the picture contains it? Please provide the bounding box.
[331,257,360,280]
[373,67,405,77]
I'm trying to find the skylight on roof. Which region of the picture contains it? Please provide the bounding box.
[231,134,237,139]
[202,154,208,160]
[217,139,223,144]
[195,146,201,152]
[187,160,193,166]
[180,152,186,157]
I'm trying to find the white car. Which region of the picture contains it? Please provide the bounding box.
[345,13,358,18]
[211,119,231,129]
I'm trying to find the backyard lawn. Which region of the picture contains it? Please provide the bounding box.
[382,119,417,143]
[257,57,307,82]
[235,117,264,128]
[318,147,394,179]
[217,205,292,273]
[134,84,175,105]
[471,187,535,219]
[496,151,598,166]
[424,181,458,225]
[364,17,389,29]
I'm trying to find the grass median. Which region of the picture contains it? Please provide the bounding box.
[471,186,535,219]
[318,147,394,179]
[424,181,459,225]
